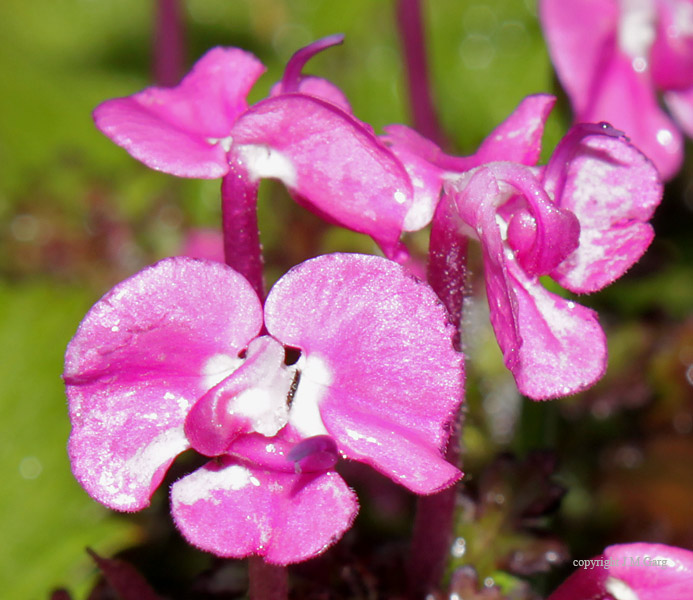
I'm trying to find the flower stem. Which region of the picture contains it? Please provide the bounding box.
[396,0,446,147]
[407,196,467,598]
[154,0,185,86]
[248,557,288,600]
[221,160,264,300]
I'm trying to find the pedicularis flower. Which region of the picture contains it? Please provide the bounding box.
[93,36,413,262]
[384,95,662,399]
[64,254,463,563]
[540,0,693,180]
[547,543,693,600]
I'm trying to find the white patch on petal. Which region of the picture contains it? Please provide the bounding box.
[605,577,640,600]
[289,354,331,437]
[394,190,407,204]
[618,0,656,58]
[202,354,242,390]
[96,427,189,509]
[403,188,437,231]
[236,144,297,188]
[233,386,290,437]
[346,429,378,444]
[675,2,693,36]
[206,135,233,152]
[125,427,189,482]
[174,464,254,507]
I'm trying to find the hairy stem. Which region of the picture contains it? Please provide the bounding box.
[221,160,264,300]
[154,0,185,86]
[396,0,446,146]
[407,196,468,598]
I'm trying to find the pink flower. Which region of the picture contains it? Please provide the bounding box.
[93,36,413,259]
[64,254,463,563]
[540,0,693,180]
[548,542,693,600]
[385,97,662,399]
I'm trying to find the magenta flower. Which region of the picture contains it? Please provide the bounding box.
[93,36,414,293]
[540,0,693,180]
[548,543,693,600]
[64,253,463,563]
[385,96,662,399]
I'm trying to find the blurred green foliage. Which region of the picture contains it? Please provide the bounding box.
[0,1,691,598]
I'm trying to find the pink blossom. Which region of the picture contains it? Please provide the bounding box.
[93,36,413,259]
[64,254,463,563]
[548,542,693,600]
[540,0,693,180]
[385,97,662,399]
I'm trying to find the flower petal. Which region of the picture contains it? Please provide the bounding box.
[539,0,620,115]
[271,75,353,113]
[64,257,263,510]
[382,124,447,231]
[93,47,265,178]
[264,253,464,493]
[547,543,693,600]
[547,131,662,293]
[581,50,682,180]
[170,458,358,564]
[504,261,606,399]
[651,1,693,91]
[232,95,413,257]
[473,94,556,166]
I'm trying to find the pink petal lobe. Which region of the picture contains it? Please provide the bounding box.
[264,253,464,493]
[170,458,358,564]
[651,2,693,91]
[64,257,263,510]
[605,543,693,600]
[539,0,619,116]
[548,132,662,293]
[93,47,265,178]
[232,95,413,256]
[582,51,683,180]
[382,124,447,231]
[505,262,607,399]
[271,76,353,113]
[473,95,556,166]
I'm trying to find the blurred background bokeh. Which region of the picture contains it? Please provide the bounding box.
[1,1,691,598]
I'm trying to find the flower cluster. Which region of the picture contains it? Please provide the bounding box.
[66,30,665,573]
[385,97,661,398]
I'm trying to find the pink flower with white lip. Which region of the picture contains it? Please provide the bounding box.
[548,543,693,600]
[540,0,693,180]
[64,253,463,563]
[93,36,413,259]
[384,96,662,399]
